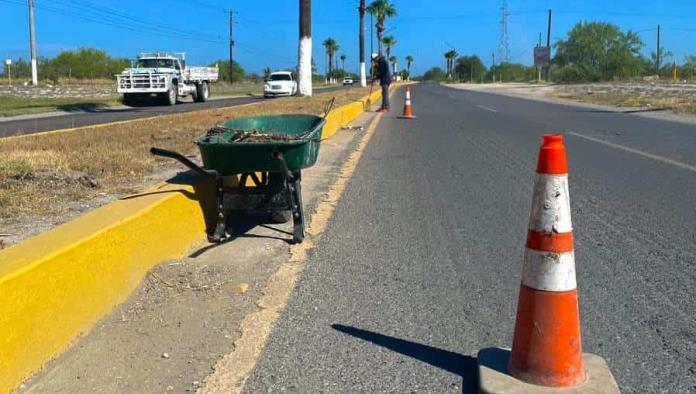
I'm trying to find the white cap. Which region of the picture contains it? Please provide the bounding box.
[371,53,378,59]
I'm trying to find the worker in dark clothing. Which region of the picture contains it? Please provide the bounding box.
[371,53,391,112]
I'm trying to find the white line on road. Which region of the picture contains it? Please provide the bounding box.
[477,104,498,113]
[568,131,696,173]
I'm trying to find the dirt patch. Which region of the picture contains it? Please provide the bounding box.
[0,88,369,246]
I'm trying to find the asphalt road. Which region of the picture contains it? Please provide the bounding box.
[243,83,696,393]
[0,85,349,138]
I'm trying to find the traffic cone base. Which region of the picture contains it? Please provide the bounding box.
[509,285,584,387]
[478,348,620,394]
[476,133,618,392]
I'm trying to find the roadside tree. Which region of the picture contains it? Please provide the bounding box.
[554,21,644,81]
[367,0,397,56]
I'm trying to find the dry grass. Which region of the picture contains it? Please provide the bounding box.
[552,91,696,114]
[0,96,120,117]
[0,88,370,225]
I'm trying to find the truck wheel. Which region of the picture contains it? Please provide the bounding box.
[165,85,177,106]
[195,82,209,103]
[122,93,136,106]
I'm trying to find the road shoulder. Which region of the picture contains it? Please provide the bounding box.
[445,83,696,126]
[18,110,380,394]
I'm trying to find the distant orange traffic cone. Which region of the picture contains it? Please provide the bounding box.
[508,134,585,387]
[397,86,416,119]
[477,134,619,393]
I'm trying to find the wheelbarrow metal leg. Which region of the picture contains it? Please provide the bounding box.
[289,171,305,244]
[209,177,227,242]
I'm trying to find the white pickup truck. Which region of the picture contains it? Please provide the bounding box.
[264,71,298,98]
[116,52,219,105]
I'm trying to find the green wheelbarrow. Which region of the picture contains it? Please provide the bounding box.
[150,111,328,244]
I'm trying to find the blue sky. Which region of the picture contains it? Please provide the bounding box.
[2,0,695,75]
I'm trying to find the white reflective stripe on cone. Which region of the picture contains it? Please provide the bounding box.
[528,174,572,234]
[522,249,577,291]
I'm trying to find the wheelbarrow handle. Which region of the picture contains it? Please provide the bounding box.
[150,147,218,179]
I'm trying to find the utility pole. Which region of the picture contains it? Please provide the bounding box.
[28,0,38,85]
[545,9,552,82]
[492,52,496,83]
[656,24,661,75]
[358,0,367,87]
[537,32,542,82]
[229,10,237,83]
[370,13,374,56]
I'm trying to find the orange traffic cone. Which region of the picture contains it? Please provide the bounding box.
[476,134,619,394]
[397,86,416,119]
[508,133,584,387]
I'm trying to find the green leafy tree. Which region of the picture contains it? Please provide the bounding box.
[2,58,32,78]
[650,47,673,76]
[367,0,397,56]
[263,67,272,80]
[681,55,696,79]
[454,55,487,82]
[38,48,129,81]
[422,67,446,81]
[210,60,245,82]
[554,21,644,81]
[487,62,535,82]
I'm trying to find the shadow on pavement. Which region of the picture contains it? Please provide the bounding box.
[573,107,672,114]
[331,324,479,393]
[56,102,113,113]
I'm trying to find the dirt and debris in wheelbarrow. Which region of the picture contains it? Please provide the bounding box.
[203,126,294,143]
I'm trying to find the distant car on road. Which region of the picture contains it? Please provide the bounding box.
[342,77,355,86]
[264,71,297,98]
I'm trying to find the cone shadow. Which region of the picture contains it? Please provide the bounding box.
[331,324,479,393]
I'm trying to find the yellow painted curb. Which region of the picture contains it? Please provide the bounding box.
[0,87,386,393]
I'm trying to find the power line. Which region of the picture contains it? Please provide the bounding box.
[171,0,226,12]
[51,0,223,41]
[0,0,225,44]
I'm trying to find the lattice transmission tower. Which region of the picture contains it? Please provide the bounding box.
[498,0,511,64]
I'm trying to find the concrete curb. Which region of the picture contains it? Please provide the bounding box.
[0,86,391,393]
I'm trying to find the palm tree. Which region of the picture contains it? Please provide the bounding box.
[323,38,340,82]
[445,50,458,78]
[389,56,397,75]
[340,54,347,72]
[367,0,397,56]
[298,0,312,96]
[405,55,414,80]
[382,35,396,59]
